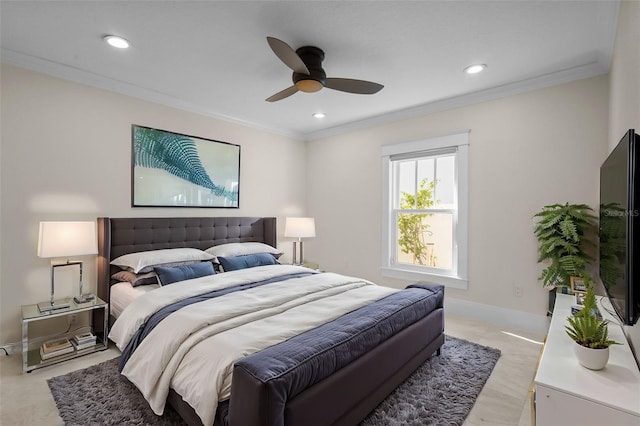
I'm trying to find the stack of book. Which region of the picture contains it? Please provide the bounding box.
[72,332,96,351]
[40,337,74,361]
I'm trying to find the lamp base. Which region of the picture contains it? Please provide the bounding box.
[74,294,95,304]
[291,241,298,265]
[37,299,70,313]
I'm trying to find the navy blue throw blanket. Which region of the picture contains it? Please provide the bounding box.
[118,272,315,372]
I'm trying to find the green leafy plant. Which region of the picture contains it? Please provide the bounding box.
[565,285,620,349]
[533,203,597,288]
[398,179,436,266]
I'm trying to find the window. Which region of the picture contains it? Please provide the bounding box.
[381,132,469,289]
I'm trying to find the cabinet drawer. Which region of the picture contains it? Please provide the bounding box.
[535,385,639,426]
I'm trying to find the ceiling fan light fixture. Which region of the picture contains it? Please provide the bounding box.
[103,35,130,49]
[464,64,486,74]
[266,37,383,102]
[295,79,323,93]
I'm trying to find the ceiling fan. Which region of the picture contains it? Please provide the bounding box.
[265,36,384,102]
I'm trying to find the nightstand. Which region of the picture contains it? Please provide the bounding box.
[302,261,322,271]
[22,295,108,373]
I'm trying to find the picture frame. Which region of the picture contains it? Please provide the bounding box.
[570,276,587,294]
[131,125,240,208]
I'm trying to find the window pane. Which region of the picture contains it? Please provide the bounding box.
[417,159,435,186]
[396,212,453,270]
[397,159,438,210]
[397,161,415,208]
[417,158,435,207]
[435,155,455,208]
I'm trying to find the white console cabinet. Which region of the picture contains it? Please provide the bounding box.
[534,293,640,425]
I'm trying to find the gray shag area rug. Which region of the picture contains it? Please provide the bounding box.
[48,335,500,426]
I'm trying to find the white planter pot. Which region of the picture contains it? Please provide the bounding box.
[574,342,610,370]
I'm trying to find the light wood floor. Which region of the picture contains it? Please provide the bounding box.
[0,312,545,425]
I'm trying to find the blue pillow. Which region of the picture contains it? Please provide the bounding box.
[154,262,215,285]
[217,253,279,272]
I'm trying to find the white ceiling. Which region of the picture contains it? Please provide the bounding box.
[0,1,619,140]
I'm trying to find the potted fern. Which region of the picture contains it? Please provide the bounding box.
[565,285,620,370]
[533,203,598,288]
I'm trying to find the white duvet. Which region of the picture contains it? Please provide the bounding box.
[109,265,396,426]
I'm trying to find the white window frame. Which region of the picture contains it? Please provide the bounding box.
[381,131,469,289]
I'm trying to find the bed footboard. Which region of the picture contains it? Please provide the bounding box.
[165,281,445,426]
[229,307,444,426]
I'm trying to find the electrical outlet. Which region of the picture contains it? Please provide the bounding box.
[513,286,523,298]
[69,314,78,325]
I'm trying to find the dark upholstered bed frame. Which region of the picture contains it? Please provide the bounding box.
[96,216,445,426]
[96,216,277,327]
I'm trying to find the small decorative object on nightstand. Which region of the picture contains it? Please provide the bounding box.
[71,331,97,351]
[40,337,74,360]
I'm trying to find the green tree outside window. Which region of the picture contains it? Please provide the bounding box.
[398,179,437,266]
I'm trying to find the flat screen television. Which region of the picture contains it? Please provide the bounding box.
[599,129,639,326]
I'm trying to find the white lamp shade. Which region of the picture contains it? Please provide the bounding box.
[37,221,98,258]
[284,217,316,238]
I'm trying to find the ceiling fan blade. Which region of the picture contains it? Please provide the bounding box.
[266,85,298,102]
[267,37,310,75]
[325,78,384,94]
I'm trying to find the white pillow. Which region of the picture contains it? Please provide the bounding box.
[205,242,283,259]
[111,248,215,274]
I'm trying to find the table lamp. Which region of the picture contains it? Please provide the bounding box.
[284,217,315,265]
[37,221,98,312]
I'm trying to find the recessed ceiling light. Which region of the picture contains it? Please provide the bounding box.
[103,35,130,49]
[464,64,486,74]
[312,112,326,119]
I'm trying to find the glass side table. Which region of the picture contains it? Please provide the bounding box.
[22,295,108,373]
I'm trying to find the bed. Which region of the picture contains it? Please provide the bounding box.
[96,216,445,426]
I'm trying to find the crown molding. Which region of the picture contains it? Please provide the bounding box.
[303,61,609,141]
[0,48,302,140]
[2,47,609,144]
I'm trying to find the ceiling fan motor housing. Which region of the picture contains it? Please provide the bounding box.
[293,46,326,92]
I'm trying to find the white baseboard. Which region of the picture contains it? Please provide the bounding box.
[445,297,550,335]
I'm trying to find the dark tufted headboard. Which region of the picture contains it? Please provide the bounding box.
[95,217,276,330]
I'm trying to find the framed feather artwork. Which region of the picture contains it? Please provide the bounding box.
[131,125,240,208]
